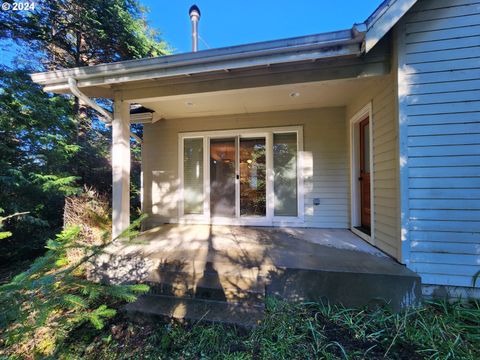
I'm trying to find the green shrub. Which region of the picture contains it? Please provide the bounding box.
[0,220,149,358]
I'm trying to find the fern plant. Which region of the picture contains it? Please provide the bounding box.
[0,217,149,358]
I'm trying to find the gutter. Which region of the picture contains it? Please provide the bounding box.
[32,27,366,92]
[68,78,142,144]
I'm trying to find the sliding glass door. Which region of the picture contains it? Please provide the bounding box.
[239,137,266,217]
[273,133,298,216]
[183,138,204,215]
[180,127,302,225]
[210,138,236,217]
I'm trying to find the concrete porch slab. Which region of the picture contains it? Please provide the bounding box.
[91,224,421,318]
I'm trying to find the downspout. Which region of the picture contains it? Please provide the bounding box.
[67,77,142,144]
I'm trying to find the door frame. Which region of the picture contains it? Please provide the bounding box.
[349,103,375,244]
[208,132,269,225]
[178,125,304,226]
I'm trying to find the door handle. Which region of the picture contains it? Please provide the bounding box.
[358,176,363,181]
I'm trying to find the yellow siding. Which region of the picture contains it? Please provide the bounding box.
[142,107,348,228]
[346,73,401,261]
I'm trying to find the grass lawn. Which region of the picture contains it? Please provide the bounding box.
[55,298,479,360]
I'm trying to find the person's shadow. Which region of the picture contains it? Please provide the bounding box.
[194,225,226,302]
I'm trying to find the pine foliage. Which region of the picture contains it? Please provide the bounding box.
[0,220,149,358]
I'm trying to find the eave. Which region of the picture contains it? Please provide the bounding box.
[364,0,418,52]
[31,27,366,96]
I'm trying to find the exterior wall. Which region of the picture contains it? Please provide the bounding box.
[346,73,401,261]
[142,107,348,228]
[397,0,480,289]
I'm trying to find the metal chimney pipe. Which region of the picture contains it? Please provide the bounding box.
[189,5,201,52]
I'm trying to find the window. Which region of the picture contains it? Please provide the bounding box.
[273,133,298,216]
[183,138,204,214]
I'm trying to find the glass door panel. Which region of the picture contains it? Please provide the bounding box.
[183,138,204,214]
[210,138,236,217]
[240,137,266,216]
[273,133,298,216]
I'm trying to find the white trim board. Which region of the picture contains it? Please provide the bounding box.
[349,102,375,245]
[396,16,410,266]
[365,0,418,52]
[178,125,304,226]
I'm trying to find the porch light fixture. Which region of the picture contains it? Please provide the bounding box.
[289,91,300,98]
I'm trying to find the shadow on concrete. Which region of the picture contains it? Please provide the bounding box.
[91,223,421,323]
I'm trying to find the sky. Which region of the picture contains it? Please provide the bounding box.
[144,0,383,53]
[0,1,383,65]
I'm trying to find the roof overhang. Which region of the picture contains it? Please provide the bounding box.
[31,1,418,99]
[31,27,366,97]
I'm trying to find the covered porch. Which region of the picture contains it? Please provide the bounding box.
[90,224,420,325]
[31,27,400,256]
[32,26,413,322]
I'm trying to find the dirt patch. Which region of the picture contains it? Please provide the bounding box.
[317,314,421,360]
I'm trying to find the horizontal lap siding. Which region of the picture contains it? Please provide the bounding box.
[373,81,400,259]
[347,74,401,260]
[143,107,348,228]
[400,0,480,287]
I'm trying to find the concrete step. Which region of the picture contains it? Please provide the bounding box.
[266,267,421,311]
[146,269,266,304]
[147,267,265,288]
[150,259,263,281]
[125,294,265,328]
[147,282,265,304]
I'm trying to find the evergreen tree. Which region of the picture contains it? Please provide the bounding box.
[0,0,169,69]
[0,67,79,261]
[0,219,149,358]
[0,1,168,262]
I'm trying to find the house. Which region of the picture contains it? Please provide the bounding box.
[31,0,480,321]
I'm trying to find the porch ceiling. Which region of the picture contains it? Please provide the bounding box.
[139,76,385,119]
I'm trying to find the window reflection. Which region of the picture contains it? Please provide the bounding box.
[183,138,204,214]
[274,133,298,216]
[240,138,266,216]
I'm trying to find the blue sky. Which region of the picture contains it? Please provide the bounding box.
[0,1,383,65]
[145,0,383,53]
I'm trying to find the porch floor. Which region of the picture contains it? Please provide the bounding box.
[100,224,411,278]
[91,225,420,324]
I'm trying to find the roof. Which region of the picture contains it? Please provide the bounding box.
[364,0,418,52]
[31,0,417,94]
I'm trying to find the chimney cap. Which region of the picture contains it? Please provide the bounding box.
[189,4,201,19]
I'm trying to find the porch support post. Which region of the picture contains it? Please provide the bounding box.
[112,95,130,239]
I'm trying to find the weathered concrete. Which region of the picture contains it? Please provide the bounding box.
[91,225,421,323]
[126,294,265,328]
